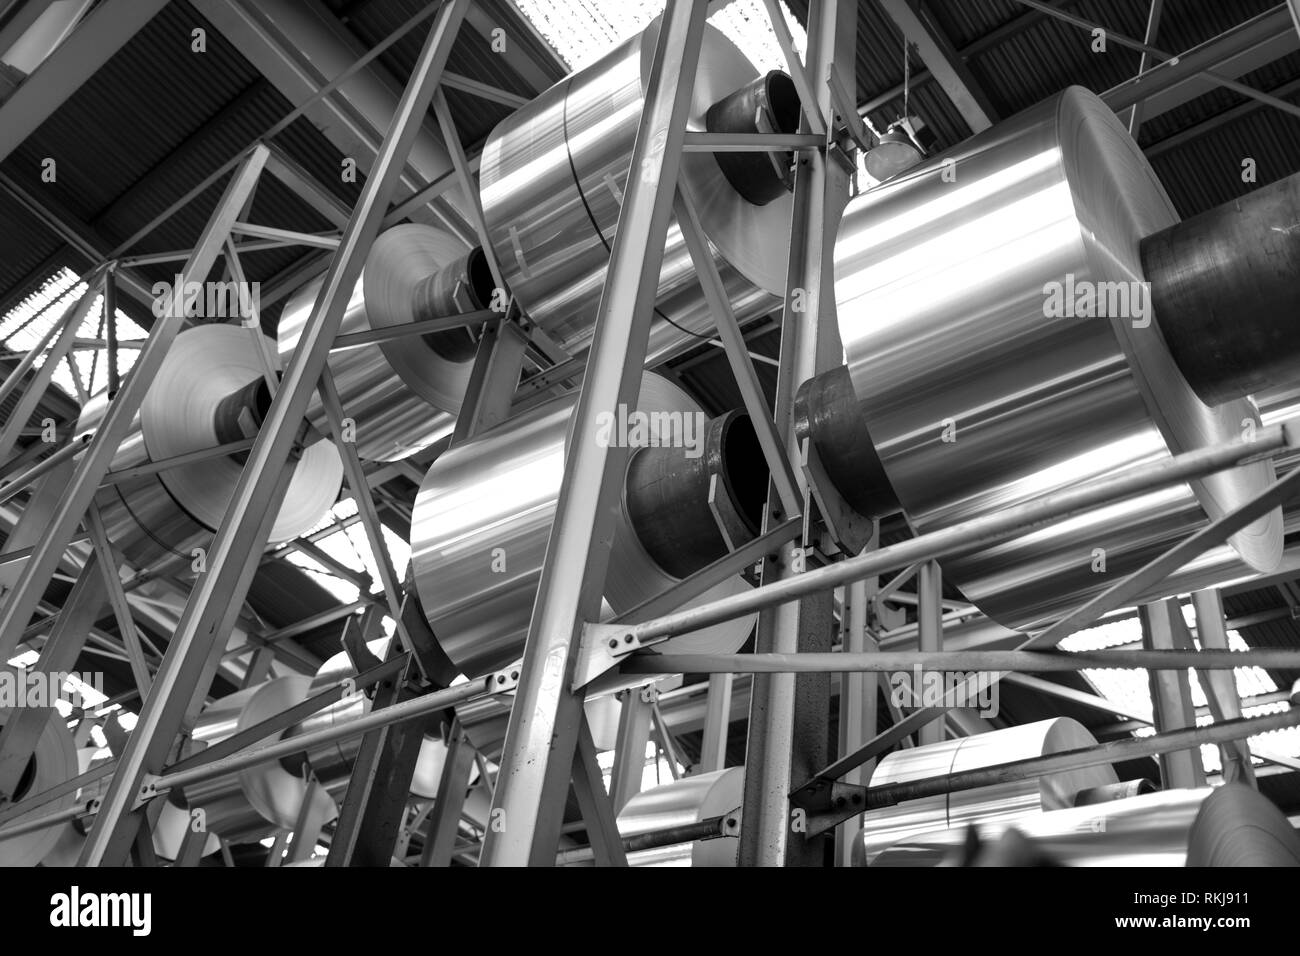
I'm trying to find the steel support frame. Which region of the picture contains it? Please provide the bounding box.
[478,0,709,867]
[739,0,853,869]
[1190,589,1257,786]
[75,0,474,866]
[1140,599,1208,789]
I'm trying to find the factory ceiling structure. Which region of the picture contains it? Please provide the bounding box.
[0,0,1297,880]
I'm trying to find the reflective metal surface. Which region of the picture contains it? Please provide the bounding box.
[0,687,78,867]
[833,87,1280,631]
[186,676,337,841]
[858,718,1118,865]
[868,788,1216,867]
[278,224,472,462]
[616,766,744,867]
[78,324,343,568]
[411,373,757,678]
[478,18,785,365]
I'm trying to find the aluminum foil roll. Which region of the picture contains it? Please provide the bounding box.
[868,788,1215,867]
[833,86,1280,630]
[858,718,1118,866]
[615,766,744,867]
[78,323,343,569]
[185,676,338,842]
[0,695,78,867]
[478,17,785,365]
[278,224,472,462]
[410,372,757,679]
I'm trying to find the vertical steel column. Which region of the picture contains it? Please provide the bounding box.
[0,147,267,668]
[739,0,853,868]
[609,687,653,813]
[700,673,734,772]
[916,561,944,746]
[1139,599,1207,788]
[77,0,472,866]
[326,661,434,866]
[104,265,120,395]
[479,0,708,866]
[419,721,476,866]
[450,317,528,445]
[834,578,875,866]
[1191,589,1257,786]
[570,717,629,867]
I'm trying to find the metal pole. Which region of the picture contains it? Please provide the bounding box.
[739,0,851,869]
[153,676,500,795]
[609,687,653,813]
[699,673,734,773]
[479,0,709,866]
[419,722,476,867]
[1140,599,1207,788]
[916,561,943,746]
[835,578,873,867]
[622,648,1300,673]
[1190,589,1257,786]
[77,0,473,866]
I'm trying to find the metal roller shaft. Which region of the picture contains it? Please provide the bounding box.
[1142,172,1300,407]
[625,410,767,578]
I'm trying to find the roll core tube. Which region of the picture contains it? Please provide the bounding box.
[1141,171,1300,406]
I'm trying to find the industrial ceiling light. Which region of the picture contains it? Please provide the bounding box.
[864,119,926,181]
[864,36,932,182]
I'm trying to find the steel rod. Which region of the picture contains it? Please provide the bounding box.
[153,676,498,793]
[624,648,1300,673]
[554,811,738,865]
[0,434,90,505]
[329,309,497,352]
[614,426,1287,645]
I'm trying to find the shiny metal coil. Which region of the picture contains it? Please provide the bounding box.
[832,86,1280,631]
[478,17,789,365]
[858,717,1118,866]
[0,690,78,867]
[278,224,477,462]
[78,324,342,568]
[185,676,338,842]
[410,372,757,679]
[867,787,1216,867]
[615,766,745,867]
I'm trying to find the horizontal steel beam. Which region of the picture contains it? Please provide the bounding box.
[622,647,1300,674]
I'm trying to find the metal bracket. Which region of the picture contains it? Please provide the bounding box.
[794,781,868,839]
[707,472,752,552]
[826,63,871,153]
[486,664,522,696]
[800,437,876,556]
[574,623,645,692]
[135,773,166,809]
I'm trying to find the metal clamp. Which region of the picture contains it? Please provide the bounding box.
[486,664,522,696]
[574,623,645,692]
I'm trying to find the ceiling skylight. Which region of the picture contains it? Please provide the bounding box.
[511,0,807,75]
[0,266,146,402]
